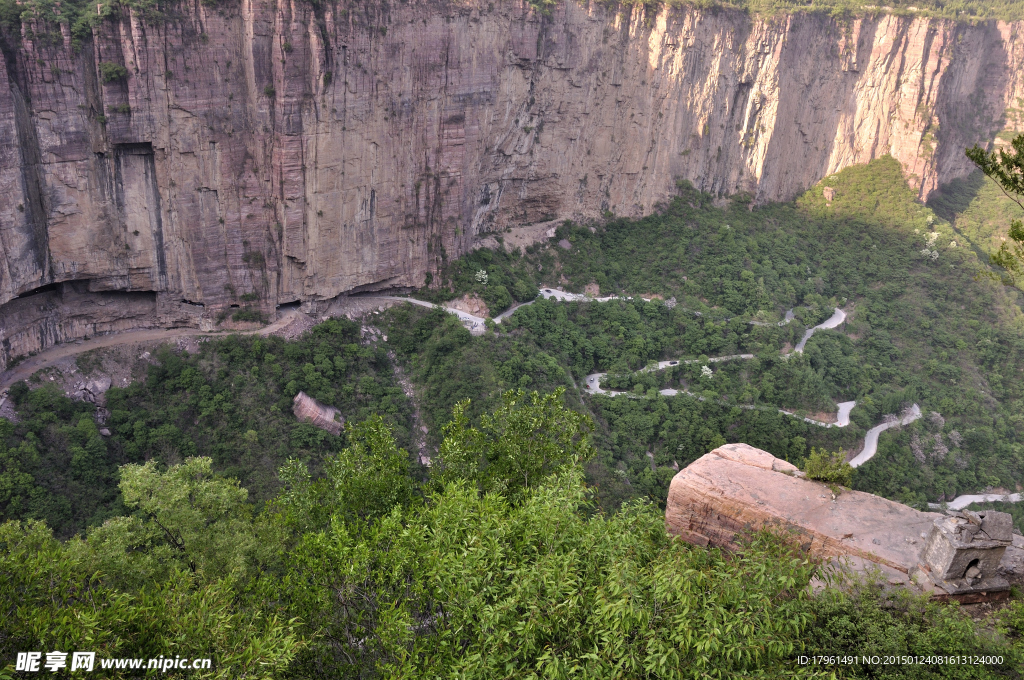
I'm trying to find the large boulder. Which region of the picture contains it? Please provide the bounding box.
[665,444,941,575]
[666,444,1023,602]
[292,391,344,436]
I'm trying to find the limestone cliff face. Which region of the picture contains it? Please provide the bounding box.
[1,0,1022,369]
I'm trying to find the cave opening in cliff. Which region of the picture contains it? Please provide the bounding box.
[13,280,93,299]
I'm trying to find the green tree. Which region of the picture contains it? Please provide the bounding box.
[437,387,595,500]
[75,457,256,589]
[967,134,1024,285]
[272,415,415,532]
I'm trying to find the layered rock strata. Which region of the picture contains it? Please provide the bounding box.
[292,390,344,435]
[665,443,1022,602]
[1,1,1022,369]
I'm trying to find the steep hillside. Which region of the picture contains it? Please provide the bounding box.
[1,0,1023,371]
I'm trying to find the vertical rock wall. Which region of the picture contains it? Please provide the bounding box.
[0,0,1021,370]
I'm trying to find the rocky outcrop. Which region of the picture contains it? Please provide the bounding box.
[448,294,490,318]
[1,1,1022,369]
[666,443,1023,602]
[665,443,941,573]
[292,390,344,435]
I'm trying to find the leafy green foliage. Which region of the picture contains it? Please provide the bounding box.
[98,60,128,82]
[806,581,1018,678]
[77,457,256,589]
[266,464,826,680]
[0,319,414,539]
[418,245,539,315]
[272,415,416,531]
[928,171,1018,263]
[231,308,267,323]
[393,157,1024,511]
[0,385,123,539]
[437,388,596,500]
[996,597,1024,660]
[3,400,1020,678]
[802,447,853,487]
[967,134,1024,286]
[101,319,412,505]
[1,513,300,679]
[381,305,574,437]
[587,392,856,508]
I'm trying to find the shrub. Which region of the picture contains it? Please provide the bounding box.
[481,284,513,315]
[98,62,128,83]
[232,309,267,323]
[802,447,852,487]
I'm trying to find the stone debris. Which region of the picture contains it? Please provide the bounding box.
[447,294,490,318]
[271,311,316,340]
[75,377,112,405]
[292,391,344,436]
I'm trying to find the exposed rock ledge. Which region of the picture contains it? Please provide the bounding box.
[292,391,344,436]
[666,444,1023,603]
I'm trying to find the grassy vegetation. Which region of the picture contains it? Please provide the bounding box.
[929,170,1023,265]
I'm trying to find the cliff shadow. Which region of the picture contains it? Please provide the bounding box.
[925,170,986,224]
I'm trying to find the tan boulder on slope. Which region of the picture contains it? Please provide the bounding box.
[292,391,344,436]
[665,443,941,574]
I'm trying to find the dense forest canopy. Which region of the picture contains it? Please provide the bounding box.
[413,157,1024,512]
[3,398,1024,678]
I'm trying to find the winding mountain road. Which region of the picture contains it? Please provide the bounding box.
[794,308,847,353]
[0,307,303,391]
[4,291,1013,510]
[930,493,1023,511]
[848,404,922,468]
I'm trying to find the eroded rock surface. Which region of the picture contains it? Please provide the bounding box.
[292,391,344,436]
[1,1,1022,369]
[666,443,1024,601]
[666,443,940,572]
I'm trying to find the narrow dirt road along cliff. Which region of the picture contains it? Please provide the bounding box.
[1,1,1022,370]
